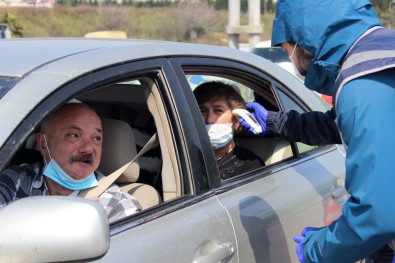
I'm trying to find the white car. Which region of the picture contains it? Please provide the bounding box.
[0,38,345,262]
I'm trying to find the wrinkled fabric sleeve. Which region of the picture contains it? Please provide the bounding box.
[99,184,142,223]
[266,108,341,145]
[0,167,20,208]
[0,164,37,208]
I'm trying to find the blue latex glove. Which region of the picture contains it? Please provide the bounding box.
[294,227,315,263]
[239,102,268,135]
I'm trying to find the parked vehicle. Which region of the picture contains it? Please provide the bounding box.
[251,40,296,76]
[0,38,346,263]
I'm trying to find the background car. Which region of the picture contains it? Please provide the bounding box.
[0,38,346,262]
[251,40,296,76]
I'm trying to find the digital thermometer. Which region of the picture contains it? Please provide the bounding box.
[232,109,263,135]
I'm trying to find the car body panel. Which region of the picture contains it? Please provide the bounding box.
[96,197,237,262]
[217,149,345,262]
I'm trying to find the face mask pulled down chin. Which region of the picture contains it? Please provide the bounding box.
[42,134,98,191]
[205,123,233,150]
[43,159,98,190]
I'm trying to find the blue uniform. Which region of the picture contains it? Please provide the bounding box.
[272,1,395,262]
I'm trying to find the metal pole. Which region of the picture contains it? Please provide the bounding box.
[248,0,261,49]
[228,0,240,49]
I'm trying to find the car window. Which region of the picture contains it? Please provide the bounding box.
[0,77,19,99]
[186,73,294,182]
[276,89,318,154]
[5,69,186,225]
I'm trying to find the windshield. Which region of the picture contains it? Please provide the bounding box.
[0,77,19,99]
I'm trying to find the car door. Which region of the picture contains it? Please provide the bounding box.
[0,58,238,263]
[93,60,238,263]
[169,57,346,263]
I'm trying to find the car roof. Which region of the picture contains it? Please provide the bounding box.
[0,38,261,78]
[1,38,166,77]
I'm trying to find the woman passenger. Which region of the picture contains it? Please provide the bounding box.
[193,81,264,180]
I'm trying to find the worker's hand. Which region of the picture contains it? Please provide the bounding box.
[239,102,268,135]
[294,227,315,263]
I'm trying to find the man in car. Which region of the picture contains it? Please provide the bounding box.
[267,1,395,262]
[0,103,141,223]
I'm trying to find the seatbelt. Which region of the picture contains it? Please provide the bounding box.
[78,133,158,198]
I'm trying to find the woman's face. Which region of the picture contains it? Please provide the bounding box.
[199,97,239,130]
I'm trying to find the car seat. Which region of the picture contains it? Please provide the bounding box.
[99,118,161,209]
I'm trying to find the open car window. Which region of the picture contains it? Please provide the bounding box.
[184,70,330,185]
[6,70,185,225]
[186,74,293,179]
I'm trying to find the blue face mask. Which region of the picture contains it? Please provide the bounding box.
[43,135,98,191]
[205,123,233,150]
[43,159,98,190]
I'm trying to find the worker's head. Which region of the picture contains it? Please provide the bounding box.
[271,0,381,95]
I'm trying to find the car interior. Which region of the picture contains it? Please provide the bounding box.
[7,72,310,221]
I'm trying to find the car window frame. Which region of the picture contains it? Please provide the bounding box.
[0,57,218,231]
[169,56,338,189]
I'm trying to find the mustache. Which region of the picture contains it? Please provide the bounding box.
[70,154,95,165]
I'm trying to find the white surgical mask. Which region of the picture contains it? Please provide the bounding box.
[290,43,306,82]
[205,123,233,150]
[42,135,98,190]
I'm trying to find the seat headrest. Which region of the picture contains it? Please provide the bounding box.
[99,118,139,183]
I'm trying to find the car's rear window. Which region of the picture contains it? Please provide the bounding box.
[0,77,19,99]
[252,47,290,63]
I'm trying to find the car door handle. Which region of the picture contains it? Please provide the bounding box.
[192,241,234,263]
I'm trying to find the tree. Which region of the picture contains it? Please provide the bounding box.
[1,11,23,37]
[97,6,133,31]
[371,0,394,11]
[177,0,219,42]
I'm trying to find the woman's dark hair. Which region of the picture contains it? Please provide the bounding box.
[193,81,246,111]
[193,81,246,133]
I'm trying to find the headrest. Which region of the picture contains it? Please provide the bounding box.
[99,118,139,183]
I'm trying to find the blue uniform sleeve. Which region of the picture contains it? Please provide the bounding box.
[266,108,341,145]
[303,72,395,262]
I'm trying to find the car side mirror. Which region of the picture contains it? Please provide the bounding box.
[0,196,110,262]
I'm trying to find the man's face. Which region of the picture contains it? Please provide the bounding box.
[38,106,102,180]
[199,97,238,130]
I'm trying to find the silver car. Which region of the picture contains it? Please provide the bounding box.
[0,38,346,263]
